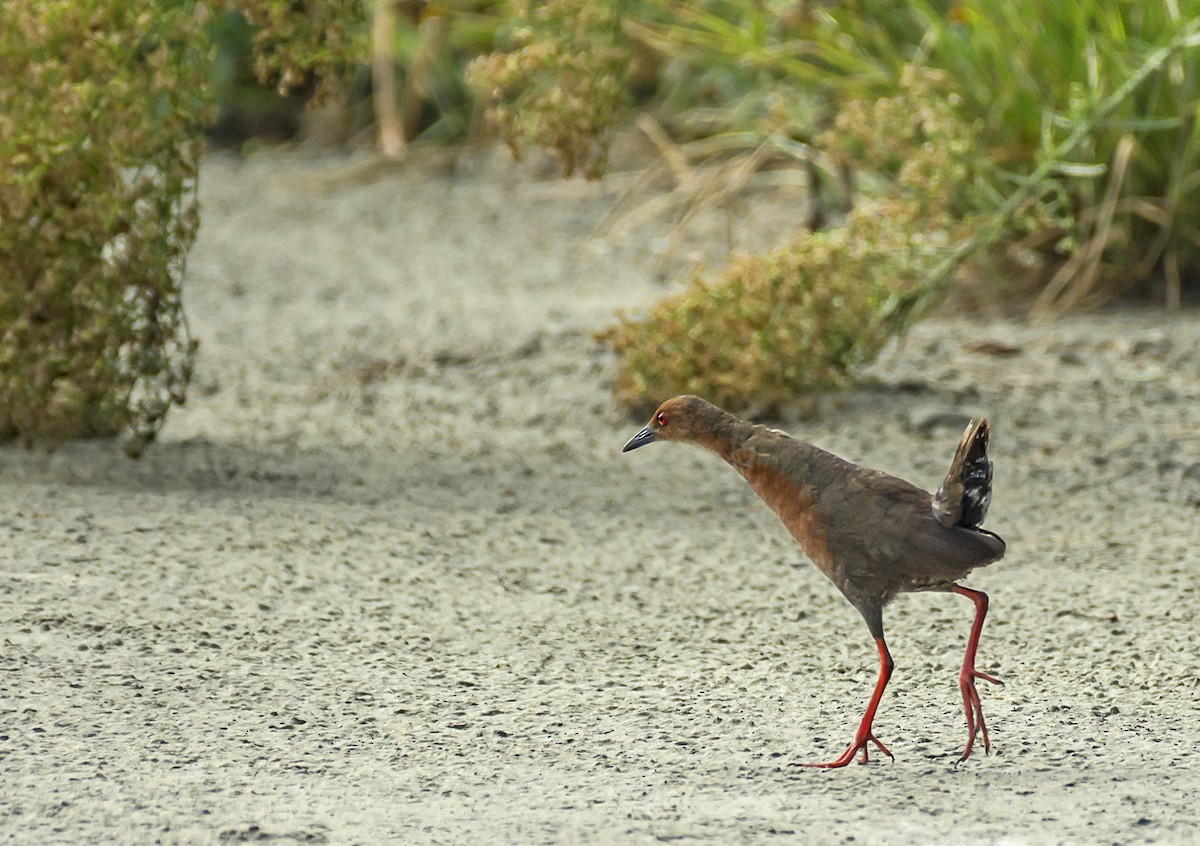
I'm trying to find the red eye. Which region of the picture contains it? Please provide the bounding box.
[656,412,668,426]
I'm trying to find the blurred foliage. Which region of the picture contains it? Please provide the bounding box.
[212,2,1200,309]
[0,0,212,455]
[811,0,1200,309]
[466,1,631,177]
[226,0,368,103]
[204,1,1200,416]
[598,71,980,412]
[471,0,1200,309]
[203,9,311,147]
[7,2,1185,446]
[223,1,503,146]
[591,2,1200,410]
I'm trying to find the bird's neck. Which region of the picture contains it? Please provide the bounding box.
[689,413,757,462]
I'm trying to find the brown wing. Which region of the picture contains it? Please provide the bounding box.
[820,469,1004,602]
[732,427,1004,609]
[933,418,993,529]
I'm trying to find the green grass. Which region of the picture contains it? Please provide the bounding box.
[606,0,1200,308]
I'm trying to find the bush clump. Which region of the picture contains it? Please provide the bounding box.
[227,0,366,102]
[599,71,979,413]
[0,1,212,454]
[467,0,630,178]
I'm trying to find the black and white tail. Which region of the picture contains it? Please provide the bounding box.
[933,419,993,529]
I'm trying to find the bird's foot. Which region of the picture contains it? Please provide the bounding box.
[801,731,894,769]
[956,667,1002,764]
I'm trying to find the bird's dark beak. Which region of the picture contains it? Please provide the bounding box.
[622,426,656,453]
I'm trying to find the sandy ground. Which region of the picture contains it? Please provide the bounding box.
[2,149,1199,845]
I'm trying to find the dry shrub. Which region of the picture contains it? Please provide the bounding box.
[227,0,367,102]
[599,70,979,413]
[0,1,212,454]
[466,0,629,178]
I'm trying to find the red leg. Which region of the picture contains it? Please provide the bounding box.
[803,637,895,768]
[952,585,1002,763]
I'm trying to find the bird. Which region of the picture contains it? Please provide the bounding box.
[622,395,1006,768]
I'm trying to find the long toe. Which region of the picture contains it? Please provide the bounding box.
[973,669,1003,686]
[957,673,996,762]
[801,733,893,769]
[958,716,987,763]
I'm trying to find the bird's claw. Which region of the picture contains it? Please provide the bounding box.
[957,667,1001,763]
[801,732,894,769]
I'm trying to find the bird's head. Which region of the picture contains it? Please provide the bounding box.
[622,395,718,452]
